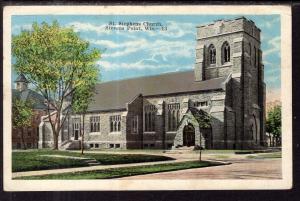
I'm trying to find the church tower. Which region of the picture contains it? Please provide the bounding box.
[194,17,266,149]
[14,74,29,91]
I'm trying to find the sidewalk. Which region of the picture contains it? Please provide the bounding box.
[12,158,202,178]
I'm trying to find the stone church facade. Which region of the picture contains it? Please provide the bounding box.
[38,17,267,150]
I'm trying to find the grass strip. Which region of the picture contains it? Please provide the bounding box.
[15,160,223,180]
[12,150,174,172]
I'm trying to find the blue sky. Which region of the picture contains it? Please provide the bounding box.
[11,14,281,98]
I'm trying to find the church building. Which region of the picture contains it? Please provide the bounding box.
[38,17,267,150]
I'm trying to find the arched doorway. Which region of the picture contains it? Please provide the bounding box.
[183,124,195,147]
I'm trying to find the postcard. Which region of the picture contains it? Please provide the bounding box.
[3,5,292,191]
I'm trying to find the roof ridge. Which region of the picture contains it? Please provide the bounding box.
[98,70,193,85]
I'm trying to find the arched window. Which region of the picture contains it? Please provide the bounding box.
[110,121,113,132]
[222,42,230,63]
[145,112,148,131]
[117,121,121,131]
[168,110,171,131]
[151,112,155,131]
[172,110,176,130]
[114,122,117,132]
[167,103,180,131]
[208,44,216,65]
[144,105,156,132]
[148,112,151,131]
[90,122,94,132]
[176,110,180,127]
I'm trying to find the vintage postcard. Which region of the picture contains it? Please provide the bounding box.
[3,5,292,191]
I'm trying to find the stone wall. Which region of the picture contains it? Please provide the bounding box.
[126,95,143,149]
[63,110,128,149]
[143,90,225,149]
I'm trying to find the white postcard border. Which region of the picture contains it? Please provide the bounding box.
[3,5,292,191]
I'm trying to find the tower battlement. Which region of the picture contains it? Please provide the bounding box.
[194,17,262,81]
[196,17,261,42]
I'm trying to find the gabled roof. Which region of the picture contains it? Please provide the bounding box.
[88,70,226,112]
[14,74,29,83]
[12,89,47,110]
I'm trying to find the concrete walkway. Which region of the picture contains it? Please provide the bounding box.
[118,158,282,180]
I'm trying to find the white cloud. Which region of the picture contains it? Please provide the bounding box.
[90,38,149,57]
[67,22,107,35]
[67,21,196,72]
[97,38,194,59]
[263,36,280,58]
[147,21,196,38]
[258,17,280,29]
[97,59,177,71]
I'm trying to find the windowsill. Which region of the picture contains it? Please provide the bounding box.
[207,63,232,69]
[89,132,101,135]
[109,131,122,134]
[166,131,176,134]
[197,106,209,109]
[207,64,216,68]
[144,131,156,134]
[221,62,232,67]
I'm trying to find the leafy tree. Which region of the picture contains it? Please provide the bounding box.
[266,105,281,146]
[12,98,33,149]
[72,79,98,155]
[12,21,101,149]
[184,109,211,161]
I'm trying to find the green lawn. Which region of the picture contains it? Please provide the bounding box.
[247,152,282,159]
[12,149,174,172]
[15,160,222,180]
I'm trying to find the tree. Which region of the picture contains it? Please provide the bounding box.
[184,109,211,161]
[12,21,101,149]
[12,98,33,149]
[266,105,281,147]
[72,81,98,155]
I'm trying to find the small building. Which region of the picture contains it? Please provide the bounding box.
[12,74,47,149]
[39,17,267,150]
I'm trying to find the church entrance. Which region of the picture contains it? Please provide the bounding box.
[183,124,195,147]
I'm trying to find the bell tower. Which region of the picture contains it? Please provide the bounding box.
[14,74,29,91]
[194,17,266,149]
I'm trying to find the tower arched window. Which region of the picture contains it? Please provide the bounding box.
[208,44,216,65]
[222,42,230,63]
